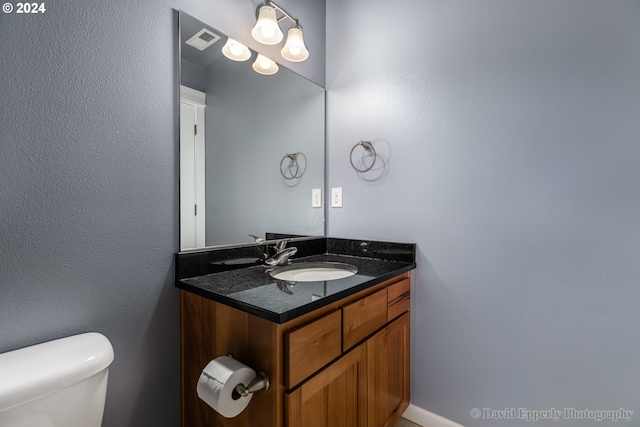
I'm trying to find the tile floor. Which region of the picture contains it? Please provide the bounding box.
[394,417,422,427]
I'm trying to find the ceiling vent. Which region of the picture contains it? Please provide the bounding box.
[185,28,221,51]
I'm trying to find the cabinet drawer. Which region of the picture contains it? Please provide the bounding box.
[285,310,342,388]
[387,278,410,303]
[342,288,388,351]
[387,278,410,322]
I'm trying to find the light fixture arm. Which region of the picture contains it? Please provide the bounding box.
[261,0,303,30]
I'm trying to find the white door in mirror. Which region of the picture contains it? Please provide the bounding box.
[180,99,206,250]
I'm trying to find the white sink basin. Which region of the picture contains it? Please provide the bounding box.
[269,262,357,282]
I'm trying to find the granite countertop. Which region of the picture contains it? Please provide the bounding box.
[175,238,416,323]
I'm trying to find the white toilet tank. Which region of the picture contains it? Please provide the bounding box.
[0,332,114,427]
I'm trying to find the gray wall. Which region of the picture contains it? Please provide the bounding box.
[181,59,206,92]
[204,57,325,246]
[326,1,640,426]
[0,1,324,426]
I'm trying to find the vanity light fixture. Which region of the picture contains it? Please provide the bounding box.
[221,37,251,61]
[250,0,309,62]
[252,54,279,75]
[281,25,309,62]
[251,3,284,45]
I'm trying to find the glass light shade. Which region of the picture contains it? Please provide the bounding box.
[221,37,251,61]
[251,5,284,45]
[252,54,279,75]
[280,27,309,62]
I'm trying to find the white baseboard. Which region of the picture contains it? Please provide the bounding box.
[402,404,465,427]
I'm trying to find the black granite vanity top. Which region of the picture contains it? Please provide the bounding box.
[175,238,416,323]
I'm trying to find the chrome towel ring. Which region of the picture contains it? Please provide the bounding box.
[280,152,307,180]
[350,141,377,173]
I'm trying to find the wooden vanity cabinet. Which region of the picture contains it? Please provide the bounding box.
[180,272,411,427]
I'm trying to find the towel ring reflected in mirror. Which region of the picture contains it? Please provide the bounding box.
[350,140,377,173]
[280,152,307,180]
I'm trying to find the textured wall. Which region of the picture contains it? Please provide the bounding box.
[0,0,324,426]
[326,1,640,425]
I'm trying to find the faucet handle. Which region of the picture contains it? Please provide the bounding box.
[264,246,297,266]
[275,239,288,251]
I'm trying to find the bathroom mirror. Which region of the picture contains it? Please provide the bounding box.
[178,11,325,250]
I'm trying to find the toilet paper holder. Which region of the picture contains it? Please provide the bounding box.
[232,371,270,398]
[221,354,269,398]
[200,366,270,399]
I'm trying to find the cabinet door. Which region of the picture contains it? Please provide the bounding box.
[285,345,367,427]
[366,312,410,427]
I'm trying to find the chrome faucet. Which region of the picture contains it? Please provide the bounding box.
[264,240,297,266]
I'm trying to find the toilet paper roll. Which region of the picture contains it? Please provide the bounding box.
[196,356,256,418]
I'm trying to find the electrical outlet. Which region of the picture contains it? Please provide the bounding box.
[331,187,343,208]
[312,188,322,208]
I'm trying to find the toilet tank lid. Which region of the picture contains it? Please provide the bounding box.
[0,332,114,413]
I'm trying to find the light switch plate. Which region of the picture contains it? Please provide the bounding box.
[312,188,322,208]
[331,187,343,208]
